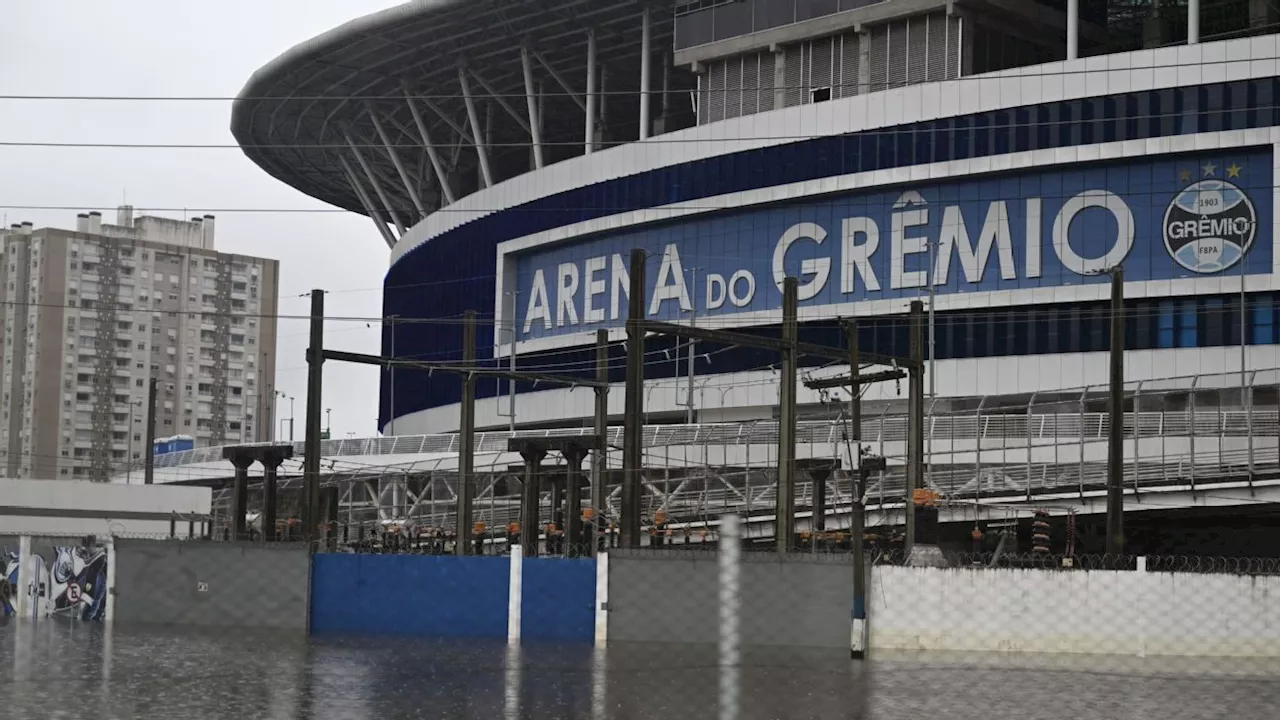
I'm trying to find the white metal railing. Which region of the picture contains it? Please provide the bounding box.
[325,447,1280,533]
[155,408,1279,470]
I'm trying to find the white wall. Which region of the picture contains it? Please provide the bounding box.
[869,564,1280,657]
[0,478,210,536]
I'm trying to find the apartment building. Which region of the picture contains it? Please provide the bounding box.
[0,207,279,480]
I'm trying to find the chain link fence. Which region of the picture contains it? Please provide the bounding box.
[5,523,1280,718]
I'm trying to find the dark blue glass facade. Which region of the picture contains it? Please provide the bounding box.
[382,77,1280,427]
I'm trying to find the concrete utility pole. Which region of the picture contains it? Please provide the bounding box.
[591,329,609,557]
[303,289,325,549]
[1106,268,1125,556]
[776,277,799,554]
[143,378,157,486]
[847,318,866,658]
[905,300,925,556]
[621,248,647,548]
[457,310,477,555]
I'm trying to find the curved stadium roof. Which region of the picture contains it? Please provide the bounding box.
[231,0,692,236]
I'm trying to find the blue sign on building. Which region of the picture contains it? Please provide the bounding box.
[512,150,1273,342]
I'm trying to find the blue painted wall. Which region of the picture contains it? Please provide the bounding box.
[311,554,510,638]
[520,557,596,643]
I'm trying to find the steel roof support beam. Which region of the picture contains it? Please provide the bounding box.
[403,85,456,205]
[467,67,532,136]
[639,5,652,141]
[531,49,587,113]
[343,128,407,236]
[520,46,545,170]
[457,66,494,188]
[419,96,475,146]
[585,29,597,155]
[366,104,427,219]
[340,157,398,249]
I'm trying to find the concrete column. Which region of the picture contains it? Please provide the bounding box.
[809,464,834,533]
[230,457,253,541]
[320,486,340,551]
[563,445,588,555]
[261,454,285,541]
[519,443,547,556]
[1188,0,1200,44]
[549,474,564,555]
[775,45,789,108]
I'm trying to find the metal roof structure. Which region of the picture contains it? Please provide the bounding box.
[231,0,693,247]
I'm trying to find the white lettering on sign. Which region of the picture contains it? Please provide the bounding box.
[1167,217,1253,239]
[1052,190,1134,275]
[727,270,755,307]
[706,273,726,310]
[934,201,1017,285]
[610,253,629,321]
[583,255,607,324]
[556,262,580,327]
[890,193,930,290]
[772,222,831,301]
[1025,198,1042,278]
[516,187,1151,338]
[648,243,692,316]
[840,217,881,293]
[523,269,551,334]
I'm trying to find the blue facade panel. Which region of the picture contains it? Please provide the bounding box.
[381,78,1280,427]
[520,558,596,643]
[512,150,1272,343]
[311,553,510,638]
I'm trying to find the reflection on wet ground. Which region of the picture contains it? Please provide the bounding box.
[1,620,1278,720]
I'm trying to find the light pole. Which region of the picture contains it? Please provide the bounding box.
[275,391,295,442]
[125,400,141,484]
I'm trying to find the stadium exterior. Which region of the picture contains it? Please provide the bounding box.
[218,1,1280,547]
[233,0,1279,435]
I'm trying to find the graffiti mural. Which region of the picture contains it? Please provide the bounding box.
[2,542,17,617]
[0,539,109,621]
[35,544,108,621]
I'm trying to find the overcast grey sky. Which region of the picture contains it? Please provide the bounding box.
[2,0,400,439]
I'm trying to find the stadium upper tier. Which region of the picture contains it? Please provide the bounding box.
[232,0,1109,249]
[232,0,692,238]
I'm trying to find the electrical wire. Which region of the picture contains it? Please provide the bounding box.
[8,174,1278,219]
[1,51,1275,103]
[6,97,1280,151]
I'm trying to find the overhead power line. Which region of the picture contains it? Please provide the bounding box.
[6,95,1280,150]
[0,51,1274,102]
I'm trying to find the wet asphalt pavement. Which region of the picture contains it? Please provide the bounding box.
[2,620,1278,720]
